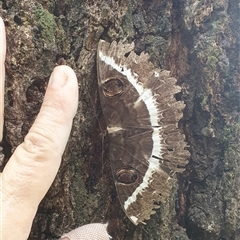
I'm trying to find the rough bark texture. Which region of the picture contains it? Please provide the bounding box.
[0,0,239,239]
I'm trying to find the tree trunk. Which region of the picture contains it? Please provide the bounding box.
[0,0,239,239]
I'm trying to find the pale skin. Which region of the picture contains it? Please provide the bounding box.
[0,17,79,239]
[0,17,110,240]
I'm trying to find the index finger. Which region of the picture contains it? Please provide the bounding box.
[0,17,6,142]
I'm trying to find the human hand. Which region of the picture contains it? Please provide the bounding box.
[0,16,79,239]
[0,16,111,240]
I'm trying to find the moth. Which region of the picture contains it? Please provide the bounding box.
[97,40,189,225]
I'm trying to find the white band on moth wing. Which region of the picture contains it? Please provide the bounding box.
[98,51,162,222]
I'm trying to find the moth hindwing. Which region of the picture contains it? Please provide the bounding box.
[97,40,189,225]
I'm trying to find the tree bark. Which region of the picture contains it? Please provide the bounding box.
[0,0,239,239]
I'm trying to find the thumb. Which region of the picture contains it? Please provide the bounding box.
[1,65,78,240]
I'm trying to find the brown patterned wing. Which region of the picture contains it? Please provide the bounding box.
[97,40,190,225]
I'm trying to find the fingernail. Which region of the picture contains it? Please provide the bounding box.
[49,66,68,88]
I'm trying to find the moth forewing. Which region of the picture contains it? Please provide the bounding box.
[97,40,190,225]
